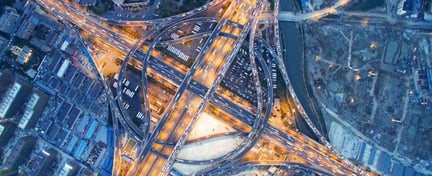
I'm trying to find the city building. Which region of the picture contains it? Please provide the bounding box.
[57,161,79,176]
[3,136,37,170]
[28,148,58,176]
[427,68,432,90]
[16,15,39,40]
[15,45,33,64]
[0,6,20,34]
[0,77,32,119]
[0,169,18,176]
[0,69,14,95]
[28,16,64,52]
[397,0,432,18]
[0,122,16,147]
[0,35,9,53]
[60,36,72,51]
[17,90,49,130]
[98,127,114,176]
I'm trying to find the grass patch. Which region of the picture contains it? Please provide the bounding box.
[155,0,208,18]
[88,0,114,16]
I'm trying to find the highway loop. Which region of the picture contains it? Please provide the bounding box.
[150,50,272,166]
[139,16,218,140]
[117,3,270,175]
[197,42,274,175]
[114,0,276,174]
[36,0,372,174]
[138,16,268,166]
[114,0,227,142]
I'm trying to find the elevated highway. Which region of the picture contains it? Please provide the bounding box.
[279,0,350,21]
[33,0,379,175]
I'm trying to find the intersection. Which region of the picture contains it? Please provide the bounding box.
[33,0,375,175]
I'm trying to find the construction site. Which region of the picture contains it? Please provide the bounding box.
[303,17,432,174]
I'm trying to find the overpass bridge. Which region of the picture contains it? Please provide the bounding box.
[278,0,349,22]
[278,11,303,22]
[279,9,337,22]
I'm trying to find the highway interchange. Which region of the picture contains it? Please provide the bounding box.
[34,0,375,175]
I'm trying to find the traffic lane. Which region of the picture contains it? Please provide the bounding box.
[159,30,246,168]
[144,39,264,132]
[144,37,261,169]
[141,93,201,175]
[38,0,136,45]
[41,0,260,169]
[44,3,133,50]
[194,37,235,87]
[66,0,338,173]
[254,39,353,171]
[148,59,254,125]
[146,54,255,123]
[103,0,224,26]
[135,15,233,163]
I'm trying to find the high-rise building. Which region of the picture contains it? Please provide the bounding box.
[0,122,16,147]
[17,89,49,130]
[57,161,79,176]
[0,69,14,95]
[0,78,32,119]
[3,136,37,170]
[29,148,58,176]
[16,15,39,40]
[0,6,20,34]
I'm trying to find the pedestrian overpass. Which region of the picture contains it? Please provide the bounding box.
[278,11,300,22]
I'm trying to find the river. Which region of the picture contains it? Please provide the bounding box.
[278,0,322,141]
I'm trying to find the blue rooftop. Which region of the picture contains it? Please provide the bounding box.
[301,0,307,7]
[426,68,432,90]
[377,152,391,174]
[84,120,98,138]
[357,143,366,161]
[66,135,79,153]
[73,140,88,159]
[392,163,405,176]
[30,16,39,25]
[368,147,377,165]
[76,115,90,133]
[99,127,114,176]
[170,168,183,176]
[35,81,57,96]
[404,167,415,176]
[65,36,72,43]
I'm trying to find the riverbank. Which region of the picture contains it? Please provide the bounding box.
[298,22,328,139]
[279,0,328,141]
